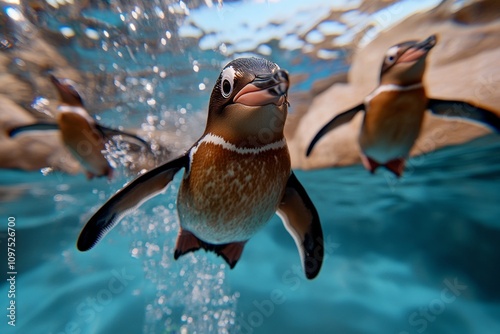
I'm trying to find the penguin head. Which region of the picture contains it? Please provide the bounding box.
[206,57,290,146]
[379,34,437,85]
[50,75,84,107]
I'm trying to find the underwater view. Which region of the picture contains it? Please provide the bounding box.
[1,0,500,333]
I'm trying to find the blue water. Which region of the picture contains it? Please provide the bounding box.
[1,134,500,334]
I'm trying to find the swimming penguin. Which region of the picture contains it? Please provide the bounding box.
[306,34,500,177]
[77,57,324,279]
[8,75,149,179]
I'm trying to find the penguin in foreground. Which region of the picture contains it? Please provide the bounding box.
[306,34,500,177]
[8,75,149,179]
[77,58,324,279]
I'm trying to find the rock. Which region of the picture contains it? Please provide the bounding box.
[290,1,500,170]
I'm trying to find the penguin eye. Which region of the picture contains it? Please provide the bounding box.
[386,55,396,64]
[220,66,236,99]
[385,46,399,65]
[222,79,232,97]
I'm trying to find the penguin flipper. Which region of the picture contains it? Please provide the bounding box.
[96,125,151,151]
[77,154,189,251]
[427,99,500,132]
[8,122,60,137]
[277,172,324,279]
[306,103,365,156]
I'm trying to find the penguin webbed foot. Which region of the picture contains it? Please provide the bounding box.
[174,229,246,269]
[174,229,203,259]
[214,242,246,269]
[361,155,405,177]
[384,158,405,178]
[361,155,380,174]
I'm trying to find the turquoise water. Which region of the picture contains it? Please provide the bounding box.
[2,1,500,333]
[1,134,500,334]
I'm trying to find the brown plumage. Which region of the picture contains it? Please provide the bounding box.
[307,34,500,177]
[77,57,324,279]
[8,75,149,179]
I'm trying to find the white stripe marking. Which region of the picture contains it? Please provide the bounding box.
[365,83,423,104]
[194,133,286,155]
[187,133,286,177]
[58,105,95,123]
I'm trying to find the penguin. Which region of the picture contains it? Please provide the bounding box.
[77,57,324,279]
[306,34,500,177]
[8,75,150,179]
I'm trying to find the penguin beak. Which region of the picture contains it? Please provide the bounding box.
[397,34,437,63]
[233,70,289,106]
[50,75,67,92]
[50,75,84,106]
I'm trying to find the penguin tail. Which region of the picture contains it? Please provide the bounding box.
[174,229,246,269]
